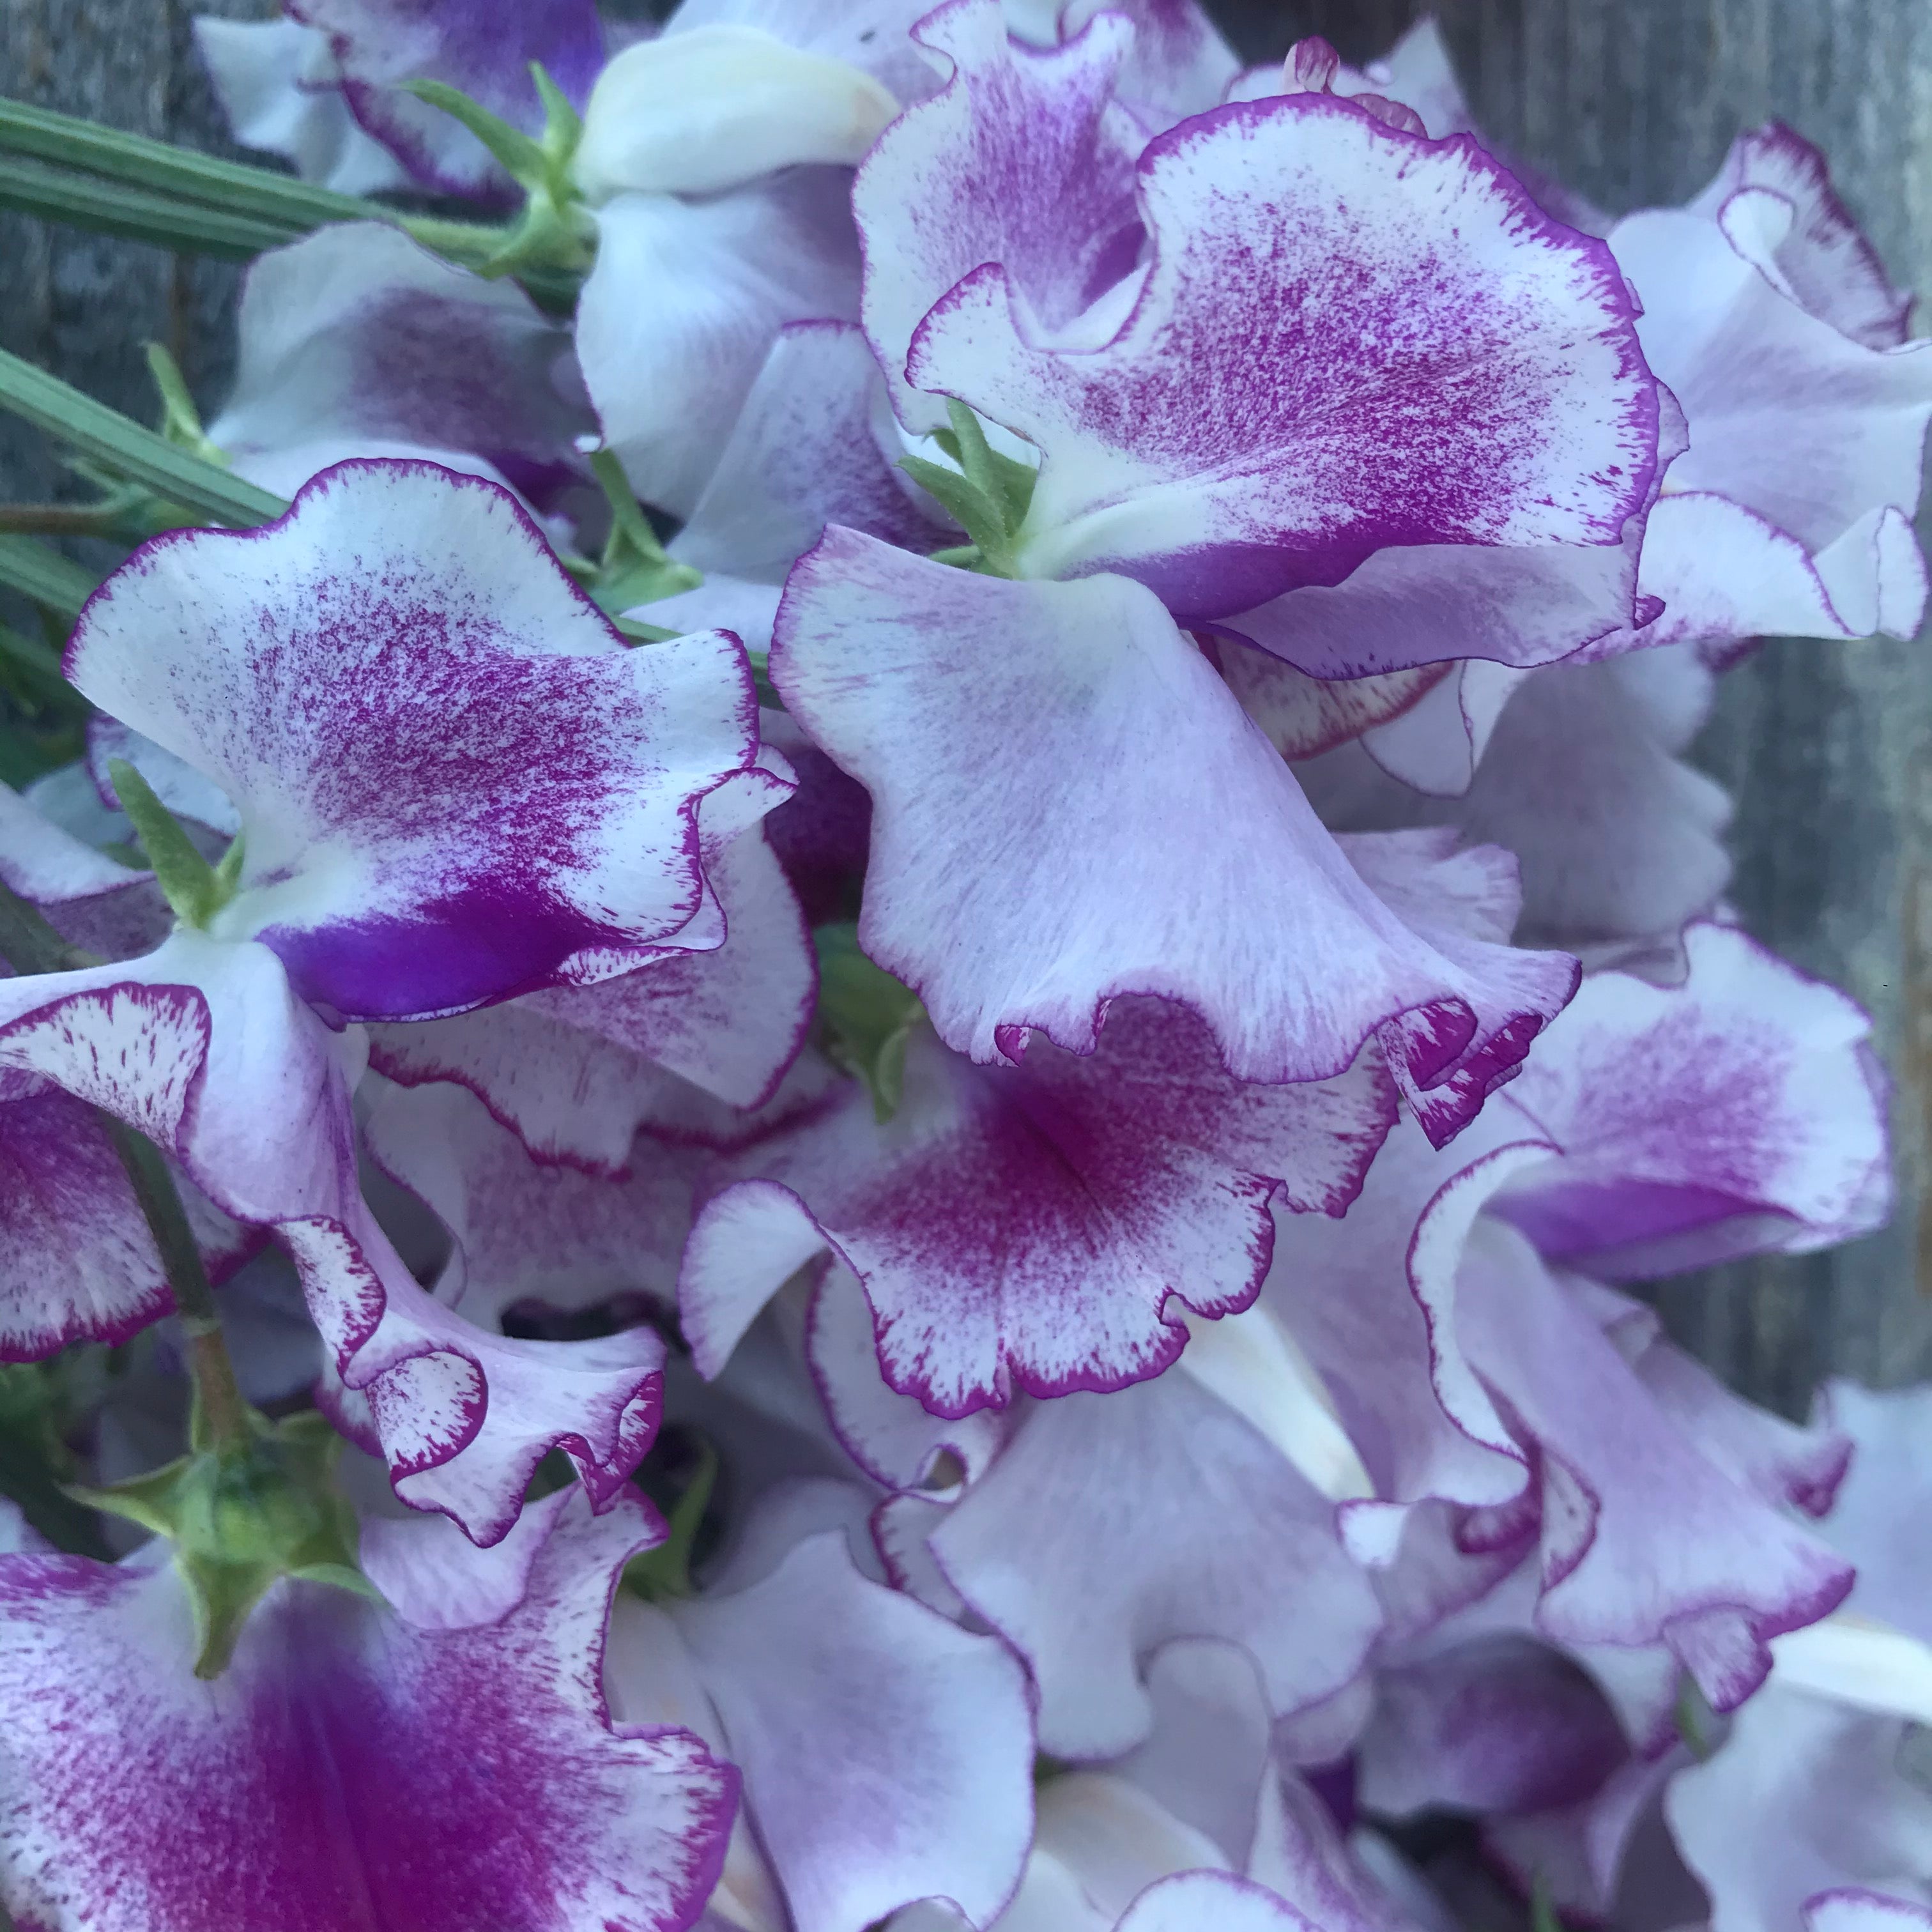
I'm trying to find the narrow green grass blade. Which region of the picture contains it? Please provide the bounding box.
[0,153,302,259]
[0,349,286,530]
[0,535,95,620]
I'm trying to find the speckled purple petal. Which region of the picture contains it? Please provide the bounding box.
[0,1486,737,1932]
[909,91,1659,622]
[208,224,595,518]
[1488,923,1891,1278]
[66,461,761,1023]
[923,1366,1383,1758]
[682,996,1395,1418]
[0,935,666,1545]
[854,0,1147,430]
[367,786,822,1174]
[286,0,604,199]
[772,536,1577,1116]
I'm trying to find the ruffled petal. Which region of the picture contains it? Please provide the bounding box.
[1685,123,1914,350]
[1611,199,1932,641]
[362,1075,698,1329]
[0,1487,737,1932]
[286,0,604,198]
[924,1368,1384,1757]
[1489,923,1891,1278]
[207,225,595,519]
[66,461,762,1023]
[682,997,1395,1417]
[854,0,1146,429]
[772,536,1576,1116]
[910,94,1659,624]
[670,1520,1035,1932]
[192,15,411,195]
[578,175,862,518]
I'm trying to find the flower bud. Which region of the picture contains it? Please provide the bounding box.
[571,25,899,204]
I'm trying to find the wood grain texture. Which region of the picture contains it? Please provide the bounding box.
[1,1,1928,1409]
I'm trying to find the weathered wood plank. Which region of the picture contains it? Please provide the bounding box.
[2,0,1928,1409]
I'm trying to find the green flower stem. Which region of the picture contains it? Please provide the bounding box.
[0,502,128,535]
[0,348,285,530]
[0,877,249,1448]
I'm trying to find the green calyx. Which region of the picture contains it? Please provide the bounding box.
[106,758,245,930]
[68,1406,378,1679]
[901,399,1039,578]
[624,1441,719,1604]
[568,447,702,629]
[404,63,598,280]
[815,923,926,1123]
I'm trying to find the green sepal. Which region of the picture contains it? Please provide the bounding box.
[145,342,227,468]
[581,448,702,617]
[401,79,548,183]
[625,1441,719,1604]
[66,1407,372,1680]
[900,453,1012,566]
[402,65,596,280]
[1673,1676,1715,1760]
[107,758,240,929]
[939,398,1037,528]
[1531,1874,1564,1932]
[814,923,925,1123]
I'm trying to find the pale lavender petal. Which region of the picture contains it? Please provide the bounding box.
[66,461,761,1023]
[1811,1381,1932,1641]
[682,997,1395,1417]
[927,1367,1384,1757]
[673,1524,1034,1932]
[853,0,1146,429]
[578,173,862,518]
[912,94,1659,625]
[0,778,150,907]
[1057,0,1238,126]
[193,15,411,195]
[671,321,946,581]
[361,1075,699,1330]
[287,0,604,198]
[772,537,1576,1116]
[1667,1686,1932,1932]
[1686,123,1914,349]
[0,1487,737,1932]
[1611,197,1932,641]
[1489,923,1891,1278]
[207,224,595,519]
[1213,643,1446,763]
[1457,1227,1853,1707]
[1115,1871,1322,1931]
[1354,1633,1629,1819]
[1299,647,1733,960]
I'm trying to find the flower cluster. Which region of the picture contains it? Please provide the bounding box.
[0,4,1927,1930]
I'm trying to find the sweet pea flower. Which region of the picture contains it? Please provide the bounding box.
[0,460,778,1544]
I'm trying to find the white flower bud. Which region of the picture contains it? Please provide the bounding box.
[572,25,900,205]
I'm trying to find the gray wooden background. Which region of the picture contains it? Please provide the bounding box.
[2,0,1927,1415]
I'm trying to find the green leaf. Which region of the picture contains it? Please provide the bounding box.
[0,151,304,260]
[0,347,285,530]
[0,93,382,233]
[814,923,926,1122]
[899,452,1012,565]
[107,758,231,928]
[0,532,95,619]
[944,397,1037,528]
[625,1441,719,1603]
